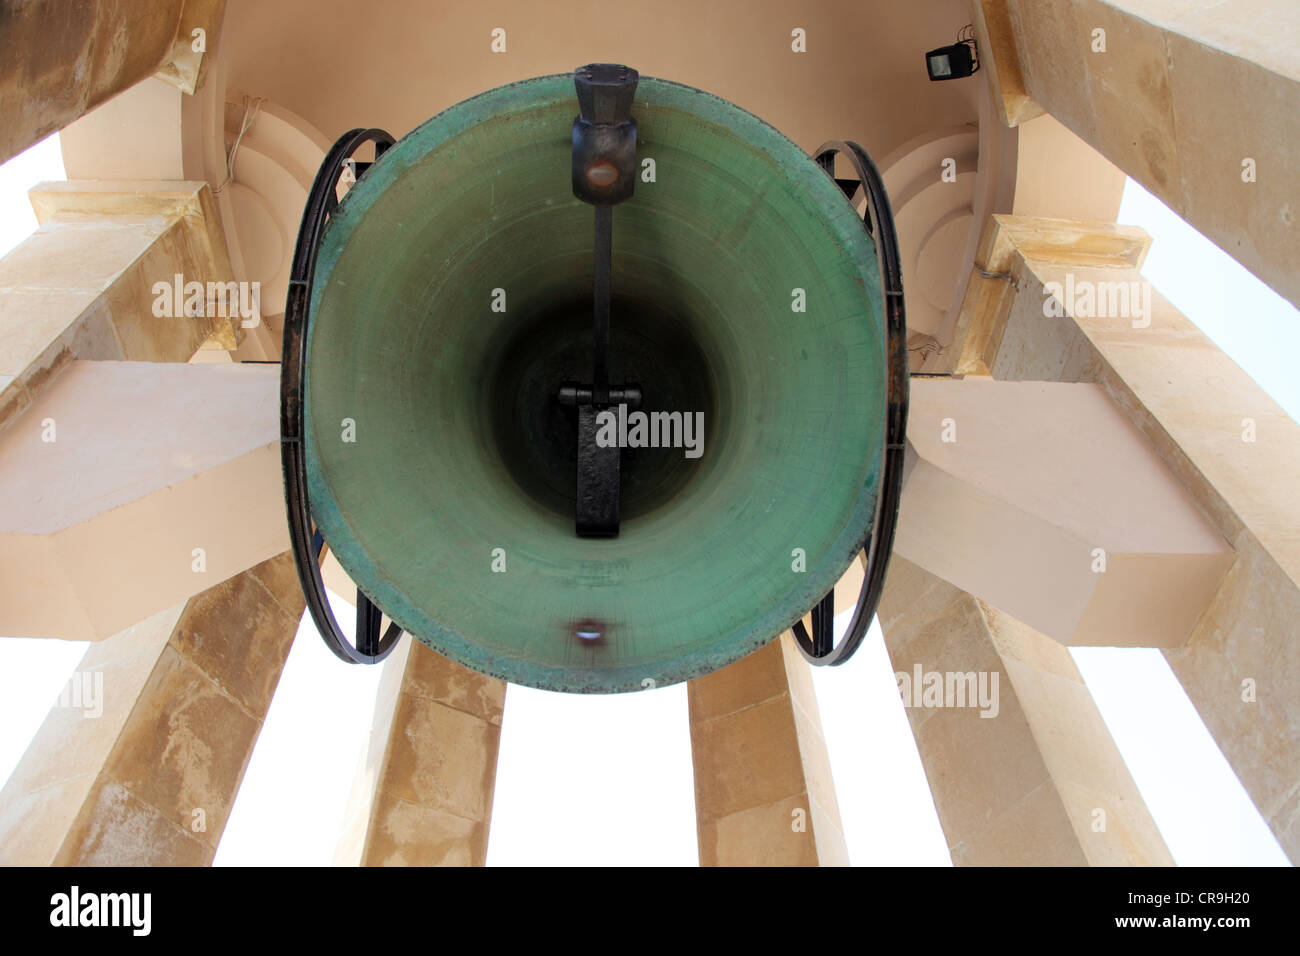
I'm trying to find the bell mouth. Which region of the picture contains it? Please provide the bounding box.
[304,74,887,692]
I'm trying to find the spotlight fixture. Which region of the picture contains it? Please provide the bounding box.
[926,25,980,81]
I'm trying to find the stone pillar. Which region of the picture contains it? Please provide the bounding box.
[897,377,1233,647]
[0,552,303,865]
[0,360,287,640]
[976,0,1300,309]
[880,556,1173,866]
[334,639,505,867]
[0,180,239,430]
[951,212,1300,860]
[688,633,847,866]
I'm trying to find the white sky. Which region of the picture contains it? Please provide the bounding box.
[0,137,1292,866]
[0,133,63,260]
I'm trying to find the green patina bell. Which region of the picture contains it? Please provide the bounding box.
[299,71,891,692]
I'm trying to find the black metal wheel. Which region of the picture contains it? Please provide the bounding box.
[791,141,909,666]
[281,128,404,664]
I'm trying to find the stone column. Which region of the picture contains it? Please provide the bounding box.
[975,0,1300,309]
[880,556,1173,866]
[0,552,303,865]
[951,212,1300,860]
[0,180,239,431]
[688,632,847,866]
[334,639,505,867]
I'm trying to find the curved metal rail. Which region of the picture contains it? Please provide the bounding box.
[281,127,404,664]
[791,140,909,666]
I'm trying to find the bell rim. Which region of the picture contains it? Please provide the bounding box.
[303,72,886,692]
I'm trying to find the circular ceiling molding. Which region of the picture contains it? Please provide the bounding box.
[916,207,975,313]
[227,183,283,291]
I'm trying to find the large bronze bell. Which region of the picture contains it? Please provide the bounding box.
[282,65,905,692]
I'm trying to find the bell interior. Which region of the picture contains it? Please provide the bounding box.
[305,75,887,692]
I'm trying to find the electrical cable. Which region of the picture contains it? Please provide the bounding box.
[214,96,264,196]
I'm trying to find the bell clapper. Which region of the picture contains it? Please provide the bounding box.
[562,63,644,539]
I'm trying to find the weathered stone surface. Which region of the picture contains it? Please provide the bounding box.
[985,0,1300,308]
[169,561,302,715]
[153,0,227,96]
[335,639,505,867]
[362,793,487,868]
[0,553,302,865]
[879,557,1173,866]
[1164,534,1300,857]
[688,634,846,866]
[692,693,809,822]
[700,792,822,867]
[0,181,237,432]
[951,780,1087,867]
[101,645,262,849]
[973,1,1045,126]
[402,641,507,726]
[56,778,211,867]
[0,1,187,164]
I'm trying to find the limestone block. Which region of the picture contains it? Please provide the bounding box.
[0,181,237,430]
[879,556,1173,865]
[688,634,847,866]
[0,554,303,865]
[334,639,505,867]
[984,0,1300,307]
[0,1,187,164]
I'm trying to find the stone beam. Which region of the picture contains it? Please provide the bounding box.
[0,553,302,865]
[880,555,1173,866]
[950,212,1300,860]
[971,0,1045,127]
[153,0,228,97]
[0,180,239,431]
[334,639,505,866]
[0,1,189,165]
[978,0,1300,309]
[688,633,847,866]
[0,360,286,641]
[897,377,1233,647]
[60,90,334,363]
